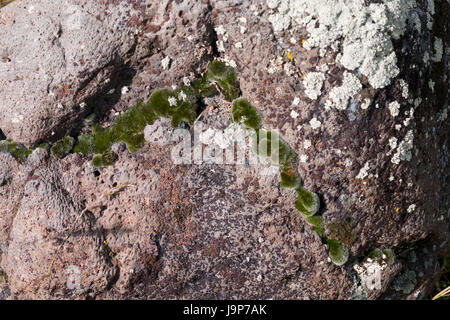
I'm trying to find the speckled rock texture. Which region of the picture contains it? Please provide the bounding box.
[0,0,448,300]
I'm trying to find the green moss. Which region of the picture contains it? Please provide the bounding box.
[295,187,320,217]
[253,129,298,168]
[305,215,325,237]
[50,136,75,159]
[231,98,262,130]
[73,134,95,156]
[36,143,50,150]
[92,151,118,168]
[0,139,31,162]
[92,125,115,154]
[193,75,219,98]
[326,219,356,247]
[367,248,395,265]
[327,239,349,266]
[121,133,145,154]
[204,60,240,101]
[280,167,301,189]
[85,113,96,123]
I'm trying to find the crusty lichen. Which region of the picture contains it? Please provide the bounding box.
[267,0,417,89]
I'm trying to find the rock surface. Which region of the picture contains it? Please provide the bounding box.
[0,0,448,299]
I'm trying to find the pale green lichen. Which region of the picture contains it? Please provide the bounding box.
[392,270,416,294]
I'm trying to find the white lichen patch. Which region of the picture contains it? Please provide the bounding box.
[217,40,225,52]
[309,117,321,129]
[303,139,311,149]
[303,71,326,100]
[300,154,309,163]
[319,64,329,73]
[407,204,416,213]
[183,76,191,86]
[161,56,171,70]
[234,42,243,49]
[391,129,414,164]
[388,101,400,117]
[326,71,362,110]
[344,158,352,167]
[178,91,187,101]
[361,98,371,110]
[268,13,291,32]
[214,25,226,35]
[168,97,177,107]
[428,79,435,92]
[266,0,416,89]
[390,136,399,147]
[293,96,300,106]
[267,56,284,74]
[223,55,237,68]
[399,79,409,99]
[290,110,299,119]
[121,86,129,95]
[356,161,370,180]
[431,38,443,62]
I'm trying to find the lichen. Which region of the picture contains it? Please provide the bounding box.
[303,71,325,100]
[267,0,416,88]
[392,270,416,294]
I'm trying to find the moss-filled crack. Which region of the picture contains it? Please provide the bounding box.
[0,60,348,265]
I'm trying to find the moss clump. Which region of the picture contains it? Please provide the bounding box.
[295,187,320,217]
[92,151,118,168]
[253,130,298,168]
[326,219,356,247]
[327,238,349,266]
[72,86,199,162]
[193,76,219,98]
[203,60,240,101]
[280,167,301,189]
[0,139,31,162]
[367,248,395,265]
[305,215,325,237]
[85,113,96,123]
[36,143,50,150]
[231,98,262,130]
[50,136,75,159]
[73,133,95,156]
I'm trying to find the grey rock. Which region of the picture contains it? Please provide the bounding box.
[0,0,448,300]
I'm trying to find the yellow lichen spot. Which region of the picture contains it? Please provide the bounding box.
[286,50,294,61]
[396,208,400,213]
[301,39,306,44]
